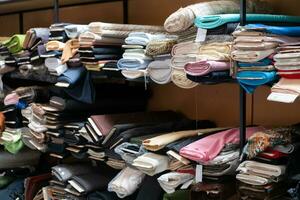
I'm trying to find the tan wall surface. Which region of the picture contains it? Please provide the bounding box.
[0,0,300,126]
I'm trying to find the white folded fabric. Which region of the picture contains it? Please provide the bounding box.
[121,69,148,80]
[65,24,88,39]
[108,167,145,198]
[201,150,239,166]
[125,32,171,46]
[132,153,169,176]
[157,172,194,194]
[237,160,285,178]
[148,58,172,84]
[44,57,67,76]
[236,173,270,186]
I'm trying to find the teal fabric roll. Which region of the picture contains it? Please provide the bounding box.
[237,71,277,93]
[195,14,300,29]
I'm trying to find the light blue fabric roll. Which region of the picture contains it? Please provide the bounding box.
[117,58,151,70]
[237,71,277,93]
[238,58,272,67]
[195,14,300,29]
[245,24,300,36]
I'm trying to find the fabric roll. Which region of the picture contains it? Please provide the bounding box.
[125,32,172,46]
[132,153,169,176]
[236,71,277,93]
[163,189,190,200]
[51,164,94,182]
[65,24,88,39]
[171,68,198,89]
[157,172,194,194]
[180,127,264,162]
[148,58,172,84]
[238,58,272,67]
[271,78,300,96]
[171,41,200,56]
[143,127,227,151]
[61,39,79,63]
[186,70,232,84]
[146,39,177,56]
[234,35,300,44]
[79,31,124,46]
[163,0,268,33]
[45,57,68,76]
[121,69,147,79]
[108,167,145,198]
[184,60,230,76]
[195,14,300,29]
[231,49,275,62]
[234,42,278,51]
[203,156,240,177]
[2,35,26,54]
[114,142,146,165]
[236,174,270,186]
[46,41,65,51]
[245,24,300,36]
[57,66,86,87]
[117,58,151,70]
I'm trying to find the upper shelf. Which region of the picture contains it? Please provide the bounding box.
[0,0,123,15]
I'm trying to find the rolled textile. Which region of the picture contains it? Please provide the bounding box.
[184,60,230,76]
[125,32,172,46]
[108,167,145,198]
[132,153,169,176]
[157,172,194,194]
[3,35,26,54]
[186,70,232,84]
[23,28,49,49]
[56,66,86,87]
[231,49,275,62]
[234,35,300,44]
[238,65,275,72]
[143,127,228,151]
[195,14,300,29]
[236,174,270,186]
[122,52,152,60]
[274,52,300,61]
[46,41,65,51]
[89,22,165,35]
[44,57,68,76]
[180,127,264,162]
[237,160,286,179]
[146,39,177,56]
[79,31,124,46]
[61,39,79,63]
[171,68,198,89]
[163,0,268,33]
[234,42,278,51]
[121,69,147,80]
[238,58,272,67]
[201,149,239,166]
[114,142,146,166]
[203,156,240,177]
[236,71,277,93]
[245,24,300,36]
[117,58,151,70]
[52,164,94,182]
[148,58,172,84]
[65,24,88,39]
[198,42,232,61]
[171,41,200,56]
[171,54,199,69]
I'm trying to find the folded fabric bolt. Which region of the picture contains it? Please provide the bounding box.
[238,58,272,67]
[157,172,194,194]
[143,127,227,151]
[237,71,277,93]
[236,174,270,186]
[52,164,94,182]
[234,35,300,45]
[245,24,300,36]
[122,52,152,60]
[46,41,65,51]
[198,42,232,61]
[146,39,177,56]
[231,49,275,62]
[23,28,50,49]
[180,127,264,162]
[234,42,278,51]
[114,142,146,165]
[132,153,169,176]
[201,149,239,166]
[4,93,20,106]
[57,66,85,87]
[1,129,24,154]
[125,32,172,46]
[274,52,300,61]
[274,144,294,154]
[117,58,151,70]
[89,22,165,35]
[171,55,199,69]
[171,41,200,56]
[121,69,147,80]
[237,160,286,179]
[186,70,232,84]
[203,156,240,177]
[44,57,68,76]
[108,167,145,198]
[148,58,172,84]
[163,0,267,33]
[61,39,79,63]
[195,14,300,29]
[238,65,275,72]
[3,34,26,54]
[65,24,88,39]
[270,78,300,96]
[184,60,230,76]
[79,31,124,46]
[171,68,198,89]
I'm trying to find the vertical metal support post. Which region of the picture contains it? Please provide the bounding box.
[239,0,247,155]
[19,12,24,34]
[123,0,128,24]
[53,0,59,23]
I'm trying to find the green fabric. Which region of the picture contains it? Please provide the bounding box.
[195,14,300,29]
[4,139,24,154]
[163,190,190,200]
[0,176,16,189]
[3,34,25,54]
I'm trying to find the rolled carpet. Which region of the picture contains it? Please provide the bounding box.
[171,68,198,89]
[236,71,277,93]
[163,0,268,33]
[184,60,230,76]
[195,14,300,29]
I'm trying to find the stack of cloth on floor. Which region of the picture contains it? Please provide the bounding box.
[118,32,174,80]
[229,16,300,93]
[237,125,300,199]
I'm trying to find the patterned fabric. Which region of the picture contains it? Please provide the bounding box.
[245,127,292,159]
[146,39,177,56]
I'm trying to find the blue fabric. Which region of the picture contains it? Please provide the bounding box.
[58,66,86,87]
[237,71,277,93]
[195,14,300,29]
[0,179,24,200]
[16,100,28,110]
[117,58,150,70]
[238,58,272,67]
[245,24,300,36]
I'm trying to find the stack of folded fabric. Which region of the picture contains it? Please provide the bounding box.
[228,15,300,93]
[118,32,173,80]
[237,126,298,199]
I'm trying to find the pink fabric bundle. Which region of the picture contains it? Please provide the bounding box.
[184,60,230,76]
[4,93,20,106]
[179,127,264,162]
